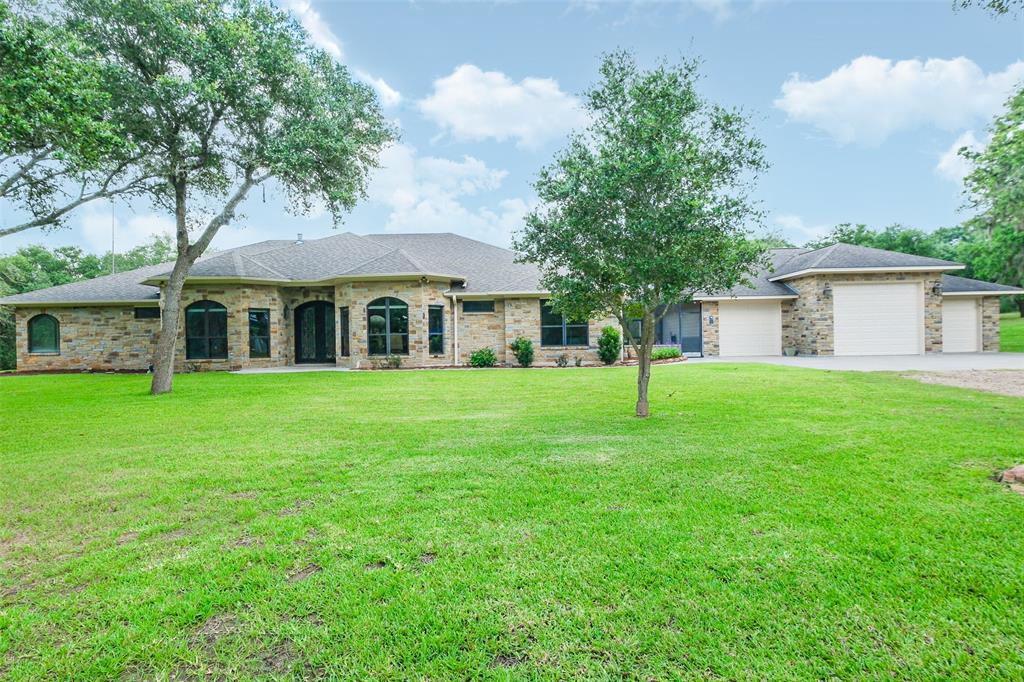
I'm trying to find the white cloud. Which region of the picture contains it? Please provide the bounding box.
[354,69,402,108]
[417,64,588,149]
[692,0,733,22]
[366,143,530,245]
[79,202,174,253]
[772,214,829,243]
[280,0,343,60]
[775,56,1024,145]
[936,130,985,184]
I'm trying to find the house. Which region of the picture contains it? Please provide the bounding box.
[1,233,1020,372]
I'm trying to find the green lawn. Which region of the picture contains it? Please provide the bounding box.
[2,366,1024,680]
[1001,312,1024,352]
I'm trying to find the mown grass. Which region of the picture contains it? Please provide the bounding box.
[1001,312,1024,352]
[1,364,1023,680]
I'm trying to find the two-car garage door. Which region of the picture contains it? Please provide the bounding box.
[833,282,923,355]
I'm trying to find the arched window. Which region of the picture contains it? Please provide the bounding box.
[27,314,59,354]
[367,297,408,355]
[185,300,228,359]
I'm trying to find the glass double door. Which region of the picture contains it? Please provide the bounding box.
[295,301,336,363]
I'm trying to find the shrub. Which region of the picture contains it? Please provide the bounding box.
[373,354,402,369]
[574,356,583,367]
[555,354,569,368]
[597,326,620,365]
[469,347,498,367]
[651,347,682,361]
[509,336,534,367]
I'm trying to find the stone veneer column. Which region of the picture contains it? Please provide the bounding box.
[982,297,1001,351]
[700,301,719,356]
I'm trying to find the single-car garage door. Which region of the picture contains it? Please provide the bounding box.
[942,298,980,353]
[833,282,922,356]
[718,300,782,356]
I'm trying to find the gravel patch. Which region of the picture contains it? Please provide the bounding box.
[905,370,1024,398]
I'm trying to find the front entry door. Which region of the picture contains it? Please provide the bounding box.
[295,301,336,363]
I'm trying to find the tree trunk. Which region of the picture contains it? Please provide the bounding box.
[1017,295,1024,318]
[150,176,190,395]
[149,260,190,394]
[635,310,654,418]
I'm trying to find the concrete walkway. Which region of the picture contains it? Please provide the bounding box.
[232,364,350,374]
[688,353,1024,372]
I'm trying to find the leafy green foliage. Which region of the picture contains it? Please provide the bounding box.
[509,336,534,367]
[49,0,395,393]
[514,51,767,415]
[372,355,402,370]
[597,325,620,365]
[960,87,1024,314]
[805,223,957,259]
[555,354,569,368]
[469,347,497,368]
[0,236,173,369]
[651,347,682,360]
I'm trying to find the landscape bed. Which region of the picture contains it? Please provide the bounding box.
[1,364,1023,679]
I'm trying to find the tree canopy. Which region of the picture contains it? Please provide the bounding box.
[515,51,767,417]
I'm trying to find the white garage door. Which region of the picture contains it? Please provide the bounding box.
[718,300,782,356]
[833,282,922,356]
[942,298,980,353]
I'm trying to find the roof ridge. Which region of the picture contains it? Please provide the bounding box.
[240,253,289,279]
[338,247,423,276]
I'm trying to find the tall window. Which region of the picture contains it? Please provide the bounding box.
[248,309,270,358]
[428,305,444,354]
[540,299,589,347]
[339,306,350,357]
[185,301,228,359]
[27,314,59,353]
[367,297,408,355]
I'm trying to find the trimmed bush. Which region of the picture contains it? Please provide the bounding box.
[469,347,498,367]
[373,354,403,369]
[509,336,534,367]
[597,326,620,365]
[555,354,569,368]
[651,347,682,361]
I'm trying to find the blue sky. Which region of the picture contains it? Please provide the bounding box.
[1,0,1021,256]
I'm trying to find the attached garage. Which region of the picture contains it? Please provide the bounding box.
[833,282,923,356]
[942,298,980,353]
[718,300,782,356]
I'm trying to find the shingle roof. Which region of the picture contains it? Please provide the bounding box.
[941,274,1024,294]
[768,242,962,280]
[695,249,805,299]
[2,235,1008,307]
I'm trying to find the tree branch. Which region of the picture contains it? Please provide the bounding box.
[0,145,55,198]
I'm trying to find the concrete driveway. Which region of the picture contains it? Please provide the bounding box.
[691,353,1024,372]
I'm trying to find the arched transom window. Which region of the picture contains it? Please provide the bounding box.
[367,297,409,355]
[185,300,228,359]
[28,314,60,354]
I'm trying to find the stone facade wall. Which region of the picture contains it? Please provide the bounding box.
[173,285,288,371]
[782,271,944,356]
[458,299,507,365]
[337,280,451,369]
[982,296,1001,352]
[501,297,617,366]
[700,301,719,356]
[13,306,159,371]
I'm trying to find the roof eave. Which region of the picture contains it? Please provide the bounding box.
[692,294,799,301]
[942,289,1024,297]
[141,272,465,287]
[768,264,965,282]
[0,299,158,307]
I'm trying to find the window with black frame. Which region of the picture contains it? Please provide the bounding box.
[185,300,228,359]
[540,299,589,346]
[27,314,60,353]
[339,306,350,357]
[367,297,409,355]
[428,304,444,354]
[248,309,270,358]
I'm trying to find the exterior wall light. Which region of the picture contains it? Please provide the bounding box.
[822,283,832,298]
[931,282,943,296]
[283,304,290,321]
